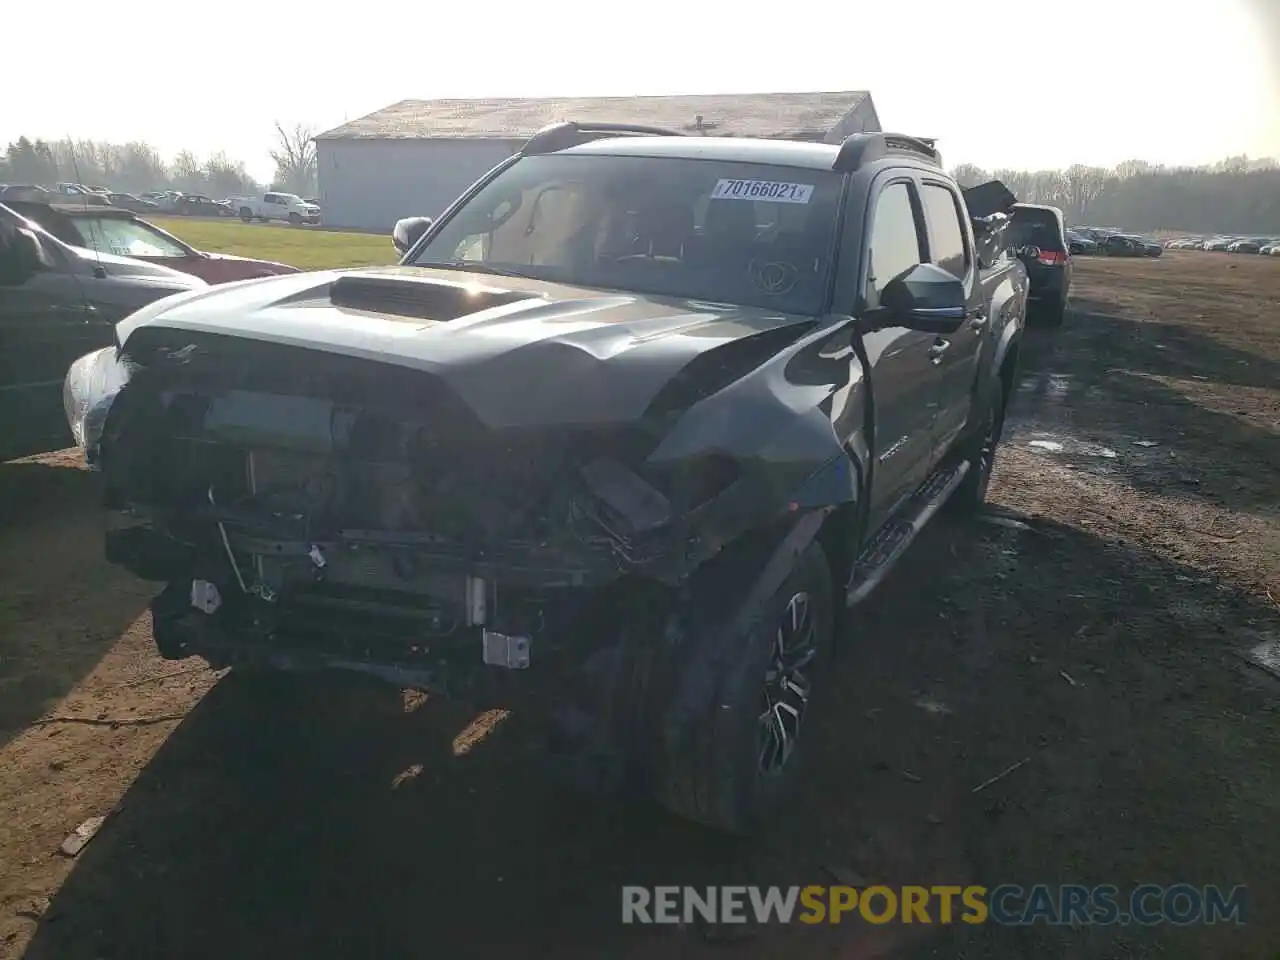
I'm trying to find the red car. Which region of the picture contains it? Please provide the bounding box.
[2,201,300,284]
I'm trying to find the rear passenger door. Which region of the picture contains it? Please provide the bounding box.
[918,179,986,455]
[857,176,946,531]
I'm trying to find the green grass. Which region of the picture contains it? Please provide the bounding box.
[151,217,395,271]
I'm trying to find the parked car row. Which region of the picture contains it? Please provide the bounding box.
[138,191,237,218]
[1158,235,1280,254]
[0,183,322,224]
[1,183,105,205]
[1070,224,1280,258]
[1067,227,1162,258]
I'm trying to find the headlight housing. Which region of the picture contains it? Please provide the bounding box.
[63,347,132,468]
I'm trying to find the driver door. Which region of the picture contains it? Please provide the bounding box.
[856,177,948,532]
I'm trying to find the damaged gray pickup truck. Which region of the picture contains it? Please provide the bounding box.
[64,124,1028,832]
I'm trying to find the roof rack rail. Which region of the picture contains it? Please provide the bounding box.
[833,132,941,172]
[521,121,686,156]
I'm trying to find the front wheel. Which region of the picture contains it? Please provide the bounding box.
[947,385,1006,517]
[288,212,302,225]
[653,538,834,834]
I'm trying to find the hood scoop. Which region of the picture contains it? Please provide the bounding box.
[329,274,538,322]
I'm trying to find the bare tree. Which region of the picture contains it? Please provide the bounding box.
[170,150,204,191]
[1114,159,1153,180]
[1059,165,1109,221]
[950,163,989,188]
[269,122,317,196]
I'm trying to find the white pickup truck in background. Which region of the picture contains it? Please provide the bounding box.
[225,192,321,225]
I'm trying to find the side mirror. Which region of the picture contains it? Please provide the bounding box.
[0,229,43,286]
[392,216,433,256]
[878,262,967,334]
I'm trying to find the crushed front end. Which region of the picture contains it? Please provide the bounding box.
[96,331,743,712]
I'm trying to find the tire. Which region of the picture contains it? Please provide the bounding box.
[1041,295,1066,327]
[947,383,1006,517]
[239,207,253,222]
[288,212,302,225]
[653,538,834,834]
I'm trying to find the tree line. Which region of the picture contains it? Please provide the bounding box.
[3,127,1276,234]
[951,156,1280,234]
[0,123,317,198]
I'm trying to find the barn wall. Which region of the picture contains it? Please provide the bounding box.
[315,138,521,232]
[824,98,883,143]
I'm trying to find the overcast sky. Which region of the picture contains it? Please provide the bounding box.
[7,0,1278,181]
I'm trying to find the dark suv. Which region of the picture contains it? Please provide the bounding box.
[0,202,205,460]
[1008,203,1072,326]
[68,124,1028,832]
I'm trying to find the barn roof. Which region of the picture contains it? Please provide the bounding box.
[315,91,875,142]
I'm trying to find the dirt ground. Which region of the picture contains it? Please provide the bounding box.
[1,252,1277,960]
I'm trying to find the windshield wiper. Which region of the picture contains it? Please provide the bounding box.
[412,260,541,280]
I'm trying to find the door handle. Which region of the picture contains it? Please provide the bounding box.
[928,339,950,363]
[968,313,988,330]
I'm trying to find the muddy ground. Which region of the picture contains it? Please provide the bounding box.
[1,252,1277,960]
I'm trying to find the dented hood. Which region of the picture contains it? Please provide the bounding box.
[115,266,818,429]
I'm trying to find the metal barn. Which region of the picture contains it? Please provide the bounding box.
[313,92,880,232]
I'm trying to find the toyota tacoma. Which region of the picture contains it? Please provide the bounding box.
[65,124,1028,832]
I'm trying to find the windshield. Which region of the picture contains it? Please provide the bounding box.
[410,153,844,314]
[71,217,189,258]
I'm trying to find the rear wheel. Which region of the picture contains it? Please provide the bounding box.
[947,384,1006,517]
[1041,294,1067,327]
[239,206,252,221]
[653,538,834,834]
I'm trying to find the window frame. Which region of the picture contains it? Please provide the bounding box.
[918,178,974,284]
[858,174,927,309]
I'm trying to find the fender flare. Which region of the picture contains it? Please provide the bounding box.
[992,324,1022,378]
[658,507,832,755]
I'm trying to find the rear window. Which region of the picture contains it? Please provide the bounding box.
[1008,207,1065,251]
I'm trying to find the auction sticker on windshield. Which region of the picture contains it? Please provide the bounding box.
[711,179,814,203]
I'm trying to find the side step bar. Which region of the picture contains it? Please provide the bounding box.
[845,460,970,607]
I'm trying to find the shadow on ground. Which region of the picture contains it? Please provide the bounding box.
[20,510,1279,960]
[1064,296,1280,393]
[1009,308,1280,516]
[0,457,95,529]
[0,456,151,745]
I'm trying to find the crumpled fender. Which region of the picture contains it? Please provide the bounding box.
[653,507,832,790]
[644,319,867,531]
[993,311,1022,375]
